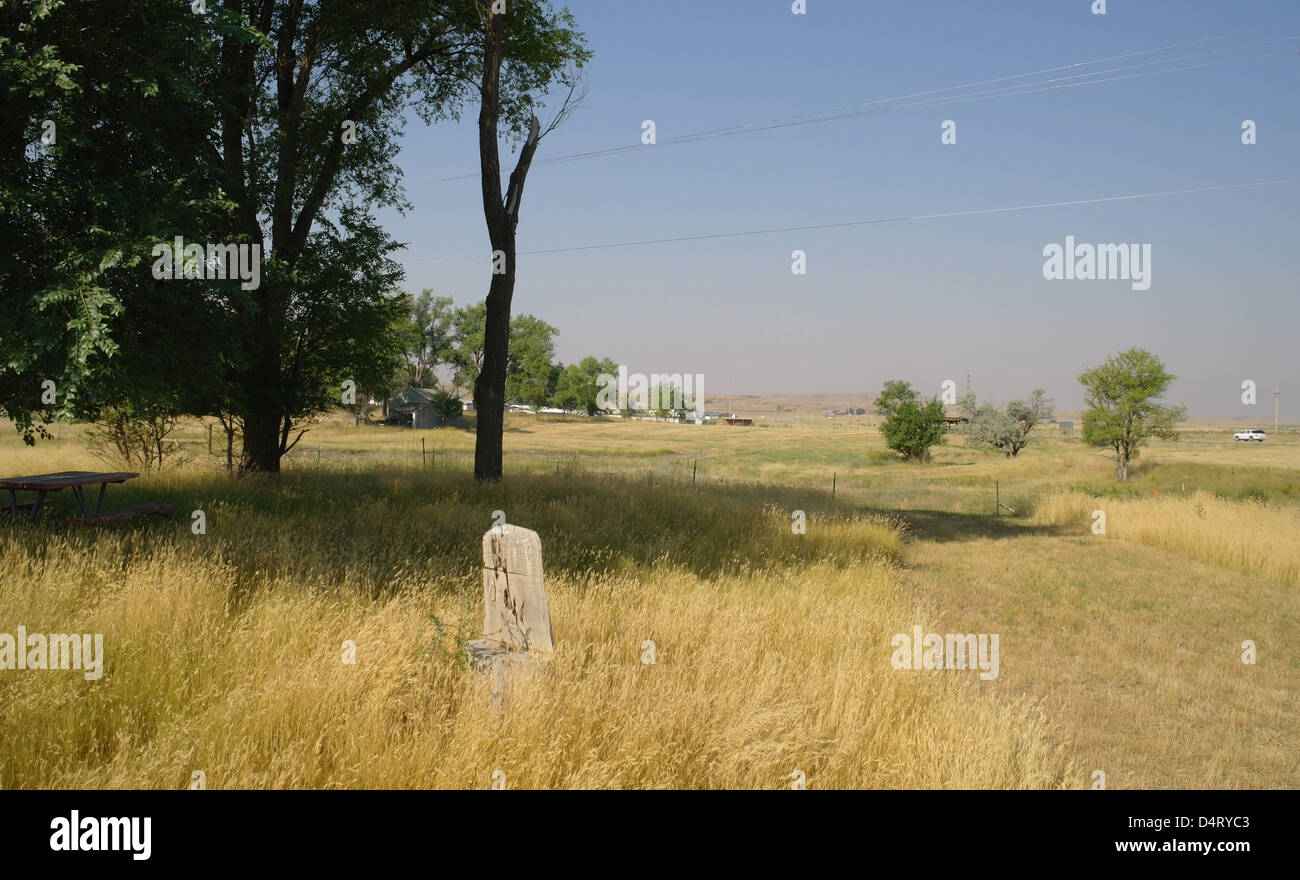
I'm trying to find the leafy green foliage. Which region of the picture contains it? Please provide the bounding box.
[506,314,559,408]
[1080,348,1187,481]
[968,403,1018,456]
[875,381,946,462]
[449,301,488,391]
[0,0,234,440]
[430,390,463,426]
[551,356,618,415]
[2,0,589,474]
[874,380,918,420]
[406,291,456,389]
[969,389,1054,457]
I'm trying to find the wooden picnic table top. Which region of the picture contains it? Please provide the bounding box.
[0,471,139,491]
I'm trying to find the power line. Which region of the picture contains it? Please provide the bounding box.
[510,177,1300,257]
[896,41,1299,112]
[417,18,1300,185]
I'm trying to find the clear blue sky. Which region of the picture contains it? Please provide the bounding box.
[376,0,1300,417]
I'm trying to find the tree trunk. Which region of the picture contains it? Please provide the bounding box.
[240,413,282,474]
[474,270,513,480]
[471,9,542,482]
[239,331,284,474]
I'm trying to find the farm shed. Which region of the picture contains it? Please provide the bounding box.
[387,387,439,429]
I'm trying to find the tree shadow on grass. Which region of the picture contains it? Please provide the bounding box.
[32,470,1066,606]
[858,507,1071,543]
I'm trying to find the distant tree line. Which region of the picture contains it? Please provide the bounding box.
[0,0,587,477]
[372,289,617,419]
[872,348,1186,481]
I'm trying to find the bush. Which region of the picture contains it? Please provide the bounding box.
[430,391,463,426]
[874,381,945,462]
[85,406,185,471]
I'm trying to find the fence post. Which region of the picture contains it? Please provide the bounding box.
[996,480,999,517]
[422,438,426,467]
[692,459,697,484]
[832,472,837,499]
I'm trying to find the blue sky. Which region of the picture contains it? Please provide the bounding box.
[376,0,1300,417]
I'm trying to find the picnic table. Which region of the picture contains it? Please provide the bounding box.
[0,471,170,524]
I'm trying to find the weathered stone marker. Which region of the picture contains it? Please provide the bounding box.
[466,524,553,690]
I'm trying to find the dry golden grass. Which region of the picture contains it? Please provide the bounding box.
[898,524,1299,789]
[4,414,1296,789]
[1033,490,1300,586]
[0,434,1071,789]
[0,551,1071,789]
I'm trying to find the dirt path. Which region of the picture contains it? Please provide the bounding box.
[890,510,1298,789]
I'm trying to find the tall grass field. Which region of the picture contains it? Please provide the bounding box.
[1,416,1295,788]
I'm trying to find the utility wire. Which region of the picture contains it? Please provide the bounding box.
[897,47,1298,112]
[509,177,1300,257]
[418,18,1300,184]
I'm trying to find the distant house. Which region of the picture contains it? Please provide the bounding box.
[722,416,753,426]
[387,387,439,429]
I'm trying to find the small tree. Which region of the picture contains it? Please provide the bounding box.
[875,380,946,462]
[968,403,1018,456]
[1079,349,1186,481]
[1005,389,1054,456]
[955,388,978,422]
[86,405,185,471]
[430,391,463,427]
[970,390,1054,457]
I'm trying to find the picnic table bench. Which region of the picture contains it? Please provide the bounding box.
[66,501,173,526]
[0,497,37,516]
[0,471,171,525]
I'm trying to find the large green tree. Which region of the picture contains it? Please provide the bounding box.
[505,313,558,408]
[552,356,617,414]
[1080,348,1187,481]
[406,290,456,388]
[0,0,234,440]
[211,0,495,473]
[4,1,586,471]
[448,303,558,406]
[3,0,492,472]
[449,301,488,392]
